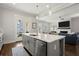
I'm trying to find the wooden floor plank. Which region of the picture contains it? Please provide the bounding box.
[0,41,23,56]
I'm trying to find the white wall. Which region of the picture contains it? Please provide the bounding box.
[0,7,35,44]
[0,8,3,33]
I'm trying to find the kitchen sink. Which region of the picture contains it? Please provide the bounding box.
[30,34,38,36]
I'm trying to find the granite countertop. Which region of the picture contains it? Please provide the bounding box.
[22,33,65,43]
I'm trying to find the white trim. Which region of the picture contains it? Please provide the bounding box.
[3,39,22,44]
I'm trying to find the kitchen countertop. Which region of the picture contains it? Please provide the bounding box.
[22,33,65,43]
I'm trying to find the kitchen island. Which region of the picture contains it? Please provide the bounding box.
[22,33,65,56]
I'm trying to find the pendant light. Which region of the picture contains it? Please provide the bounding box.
[36,4,39,20]
[46,4,52,16]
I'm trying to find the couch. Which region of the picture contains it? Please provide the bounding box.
[59,33,78,45]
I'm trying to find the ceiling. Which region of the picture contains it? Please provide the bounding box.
[0,3,74,16]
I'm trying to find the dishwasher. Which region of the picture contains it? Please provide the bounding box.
[35,40,47,56]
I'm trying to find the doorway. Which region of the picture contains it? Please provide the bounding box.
[17,19,24,41]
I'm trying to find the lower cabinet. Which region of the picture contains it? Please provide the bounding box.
[0,34,3,51]
[29,37,36,56]
[22,35,47,56]
[22,35,26,47]
[22,35,36,55]
[47,39,65,56]
[0,42,3,50]
[22,34,64,56]
[22,35,30,51]
[47,40,60,56]
[35,40,46,56]
[25,36,30,51]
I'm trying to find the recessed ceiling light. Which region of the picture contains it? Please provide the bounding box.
[46,5,50,8]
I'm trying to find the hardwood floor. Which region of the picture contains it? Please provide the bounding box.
[0,41,79,56]
[65,44,79,56]
[0,41,23,56]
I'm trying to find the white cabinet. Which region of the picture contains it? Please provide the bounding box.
[22,34,36,55]
[35,40,46,56]
[29,37,36,55]
[47,40,60,56]
[22,34,65,56]
[25,36,30,50]
[0,36,2,42]
[22,34,46,56]
[0,33,3,50]
[22,35,29,50]
[47,39,65,56]
[22,34,26,46]
[0,42,3,50]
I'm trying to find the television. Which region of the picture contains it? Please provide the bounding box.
[58,21,70,28]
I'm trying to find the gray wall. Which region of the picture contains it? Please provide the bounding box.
[71,17,79,32]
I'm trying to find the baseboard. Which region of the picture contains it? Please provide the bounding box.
[4,39,22,45]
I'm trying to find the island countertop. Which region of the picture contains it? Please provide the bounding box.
[22,33,65,43]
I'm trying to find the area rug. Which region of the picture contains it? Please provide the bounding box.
[12,46,30,56]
